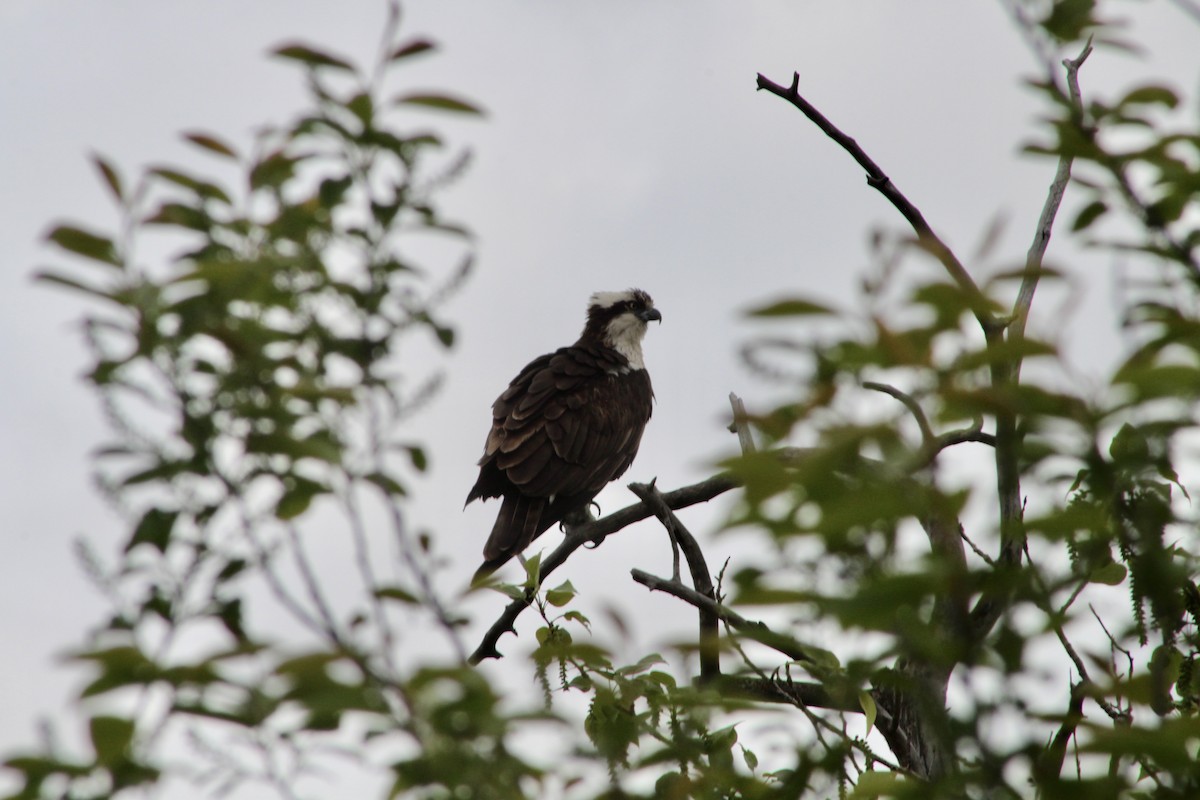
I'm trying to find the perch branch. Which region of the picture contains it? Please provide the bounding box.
[469,473,739,664]
[628,481,721,680]
[756,71,997,332]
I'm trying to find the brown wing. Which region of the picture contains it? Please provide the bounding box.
[471,345,654,504]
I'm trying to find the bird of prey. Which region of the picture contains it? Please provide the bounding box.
[466,288,661,579]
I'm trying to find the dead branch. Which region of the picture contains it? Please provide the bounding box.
[974,38,1094,636]
[630,568,816,665]
[727,392,758,454]
[628,481,721,679]
[755,71,998,333]
[1011,38,1093,355]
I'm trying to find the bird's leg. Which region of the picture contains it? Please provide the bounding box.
[562,504,602,548]
[667,525,682,583]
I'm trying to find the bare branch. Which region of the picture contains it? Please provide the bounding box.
[710,674,855,712]
[976,40,1094,636]
[469,473,740,663]
[863,381,994,470]
[628,481,721,680]
[630,568,815,665]
[1034,682,1086,783]
[727,392,758,454]
[756,72,998,333]
[1011,38,1093,350]
[863,381,935,444]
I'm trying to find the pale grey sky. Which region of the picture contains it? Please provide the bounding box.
[1,1,1197,794]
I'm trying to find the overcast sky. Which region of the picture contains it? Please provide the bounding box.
[1,1,1197,794]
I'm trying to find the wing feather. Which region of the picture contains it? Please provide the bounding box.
[474,345,653,503]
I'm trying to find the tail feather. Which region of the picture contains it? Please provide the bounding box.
[476,494,545,579]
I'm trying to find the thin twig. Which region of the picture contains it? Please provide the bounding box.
[864,381,935,444]
[1010,38,1094,355]
[628,481,721,679]
[728,392,758,454]
[756,72,998,333]
[630,568,813,664]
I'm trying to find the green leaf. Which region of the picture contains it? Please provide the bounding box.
[746,296,836,317]
[1072,199,1107,231]
[89,716,135,766]
[523,552,542,590]
[365,471,407,496]
[249,150,302,191]
[1089,562,1128,586]
[849,770,910,799]
[374,585,420,604]
[144,201,210,231]
[393,92,485,115]
[545,580,577,608]
[1040,0,1096,43]
[617,653,666,677]
[859,690,878,734]
[149,167,232,204]
[275,476,327,520]
[91,153,123,201]
[34,271,117,302]
[1118,85,1180,110]
[347,92,374,127]
[70,646,159,698]
[182,130,239,160]
[272,42,356,73]
[125,507,178,554]
[407,446,428,472]
[390,39,436,61]
[45,224,120,267]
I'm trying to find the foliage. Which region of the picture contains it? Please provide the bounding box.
[8,1,1200,799]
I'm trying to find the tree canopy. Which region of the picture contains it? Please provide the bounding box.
[6,1,1200,798]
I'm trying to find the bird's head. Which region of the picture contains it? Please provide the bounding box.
[583,288,661,369]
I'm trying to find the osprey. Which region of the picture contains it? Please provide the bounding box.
[467,288,661,578]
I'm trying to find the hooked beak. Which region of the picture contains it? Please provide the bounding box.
[637,307,662,323]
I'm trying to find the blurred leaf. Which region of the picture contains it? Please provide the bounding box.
[1089,562,1128,586]
[89,716,135,766]
[375,585,420,604]
[125,507,178,554]
[1118,85,1180,110]
[45,224,120,267]
[848,770,910,798]
[149,167,232,204]
[144,201,210,231]
[1072,199,1107,231]
[390,38,436,61]
[393,92,484,115]
[746,296,836,317]
[272,42,356,73]
[275,476,327,520]
[91,153,123,202]
[71,646,159,698]
[182,130,239,159]
[859,690,878,735]
[1040,0,1097,43]
[34,271,117,302]
[249,150,302,191]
